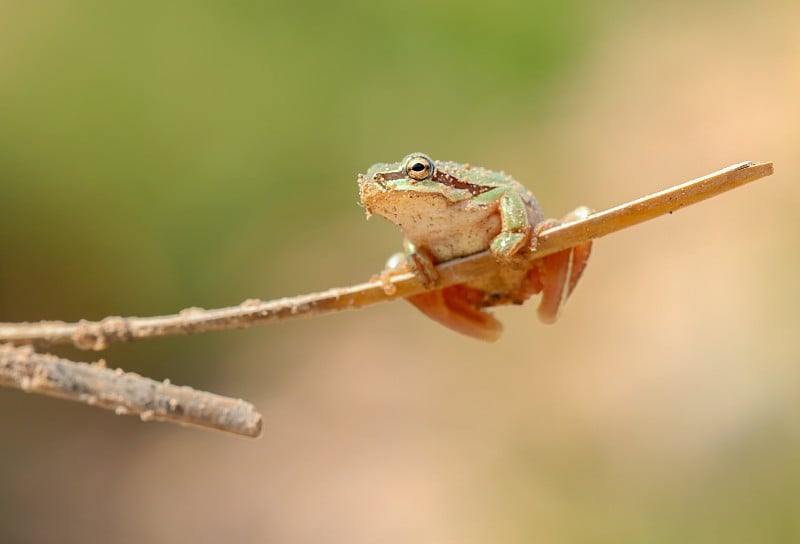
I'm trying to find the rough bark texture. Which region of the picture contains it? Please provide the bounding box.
[0,344,262,437]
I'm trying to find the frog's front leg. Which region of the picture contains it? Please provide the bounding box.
[397,239,439,288]
[527,206,593,324]
[473,187,532,260]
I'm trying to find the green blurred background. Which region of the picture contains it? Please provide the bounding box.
[1,1,798,542]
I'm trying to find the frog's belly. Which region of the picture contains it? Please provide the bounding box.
[464,265,532,306]
[398,196,501,262]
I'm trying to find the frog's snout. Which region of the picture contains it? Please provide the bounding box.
[357,174,375,215]
[359,171,387,190]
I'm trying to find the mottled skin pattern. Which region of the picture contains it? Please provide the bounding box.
[358,153,592,341]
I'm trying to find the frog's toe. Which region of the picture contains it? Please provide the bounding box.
[384,252,409,272]
[562,205,593,223]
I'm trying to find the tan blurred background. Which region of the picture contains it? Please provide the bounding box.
[1,1,798,542]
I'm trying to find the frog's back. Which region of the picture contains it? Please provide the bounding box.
[434,160,515,188]
[434,160,543,217]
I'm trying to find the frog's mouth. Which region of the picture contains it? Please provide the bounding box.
[357,173,382,218]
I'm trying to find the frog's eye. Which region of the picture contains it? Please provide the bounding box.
[405,155,434,181]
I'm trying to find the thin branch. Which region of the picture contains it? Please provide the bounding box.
[0,343,263,437]
[0,161,774,350]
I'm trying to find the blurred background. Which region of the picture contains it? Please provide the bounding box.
[1,1,798,542]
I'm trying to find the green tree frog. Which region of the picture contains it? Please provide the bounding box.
[358,153,592,342]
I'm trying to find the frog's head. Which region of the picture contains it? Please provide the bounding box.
[358,152,477,221]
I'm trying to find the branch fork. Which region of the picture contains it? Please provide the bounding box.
[0,161,774,437]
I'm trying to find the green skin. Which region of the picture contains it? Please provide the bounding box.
[358,153,545,272]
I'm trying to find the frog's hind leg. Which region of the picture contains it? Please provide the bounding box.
[530,241,592,323]
[529,206,593,324]
[406,286,502,342]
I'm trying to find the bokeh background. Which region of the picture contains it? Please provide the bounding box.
[1,1,798,542]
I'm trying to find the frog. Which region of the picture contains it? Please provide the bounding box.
[358,152,592,342]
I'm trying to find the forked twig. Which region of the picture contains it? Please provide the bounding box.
[0,161,774,351]
[0,160,775,437]
[0,343,262,437]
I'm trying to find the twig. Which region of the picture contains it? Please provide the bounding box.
[0,161,773,350]
[0,343,263,437]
